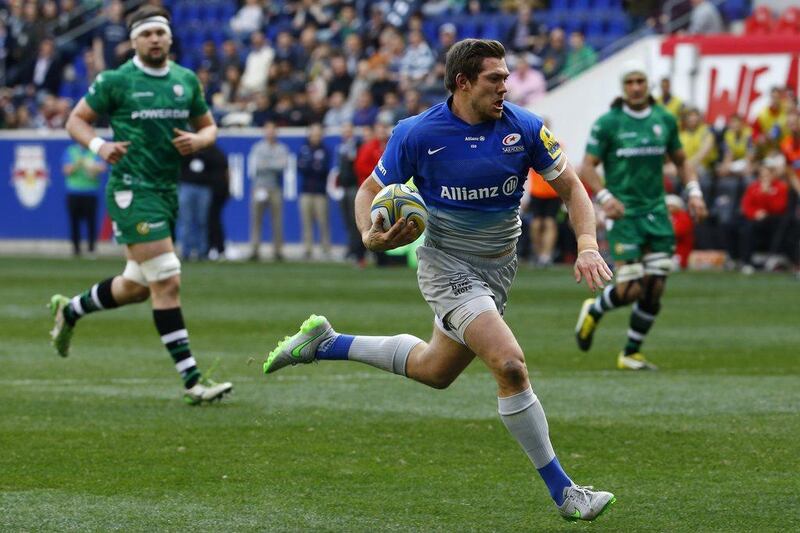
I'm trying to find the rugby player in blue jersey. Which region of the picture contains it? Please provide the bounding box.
[263,39,615,521]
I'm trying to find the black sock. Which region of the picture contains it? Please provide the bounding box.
[624,301,660,355]
[153,307,201,388]
[63,278,119,326]
[589,285,623,320]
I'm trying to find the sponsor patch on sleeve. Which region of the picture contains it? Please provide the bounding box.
[539,125,562,160]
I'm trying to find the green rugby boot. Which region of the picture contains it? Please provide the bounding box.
[48,294,74,357]
[263,314,334,374]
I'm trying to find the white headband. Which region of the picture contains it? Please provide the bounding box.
[130,16,171,40]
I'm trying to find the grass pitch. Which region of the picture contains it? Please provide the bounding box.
[1,256,798,532]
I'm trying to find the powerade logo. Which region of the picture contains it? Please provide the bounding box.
[130,109,190,120]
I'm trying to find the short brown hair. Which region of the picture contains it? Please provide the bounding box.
[127,5,171,31]
[444,39,505,93]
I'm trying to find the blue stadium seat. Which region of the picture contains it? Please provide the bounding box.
[550,0,569,10]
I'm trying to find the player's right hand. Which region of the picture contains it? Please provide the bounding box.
[600,196,625,219]
[98,141,131,164]
[362,213,421,252]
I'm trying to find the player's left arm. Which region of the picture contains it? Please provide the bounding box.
[549,161,613,291]
[669,148,708,222]
[172,112,218,156]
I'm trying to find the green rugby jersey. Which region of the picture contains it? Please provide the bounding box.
[586,104,680,216]
[84,59,209,192]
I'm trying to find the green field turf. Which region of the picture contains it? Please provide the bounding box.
[1,256,798,532]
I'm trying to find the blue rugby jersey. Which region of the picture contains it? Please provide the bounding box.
[372,98,565,255]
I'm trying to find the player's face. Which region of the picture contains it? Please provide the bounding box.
[469,57,509,121]
[133,27,172,67]
[623,74,649,108]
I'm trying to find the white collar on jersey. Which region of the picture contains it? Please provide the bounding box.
[622,104,652,119]
[133,55,170,77]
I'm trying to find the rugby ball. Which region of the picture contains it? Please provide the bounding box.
[370,183,427,233]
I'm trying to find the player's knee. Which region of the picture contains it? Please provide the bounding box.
[496,358,528,389]
[643,253,673,277]
[151,275,181,300]
[123,279,150,303]
[140,252,181,283]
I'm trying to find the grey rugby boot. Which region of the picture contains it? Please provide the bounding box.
[557,484,616,521]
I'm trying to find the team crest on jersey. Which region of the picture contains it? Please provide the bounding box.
[136,222,151,235]
[539,126,562,160]
[652,124,662,138]
[172,84,185,99]
[502,133,521,146]
[12,145,49,209]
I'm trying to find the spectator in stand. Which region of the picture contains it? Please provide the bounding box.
[229,0,264,41]
[739,158,790,274]
[368,63,398,107]
[54,0,86,61]
[656,77,684,119]
[207,144,230,261]
[745,6,774,35]
[679,107,718,186]
[505,54,546,108]
[753,87,789,151]
[559,31,597,82]
[271,93,294,127]
[251,92,274,127]
[291,0,332,36]
[398,88,428,120]
[541,28,567,87]
[93,0,129,70]
[240,31,275,99]
[780,110,800,275]
[525,168,561,267]
[14,103,33,128]
[505,3,547,54]
[17,37,63,96]
[716,113,755,264]
[272,58,306,97]
[34,94,69,129]
[62,142,105,258]
[323,90,353,128]
[336,122,366,265]
[196,41,222,87]
[376,90,403,126]
[331,4,361,45]
[287,91,315,126]
[351,91,379,127]
[435,23,457,64]
[326,53,353,98]
[781,110,800,184]
[361,4,387,56]
[398,29,435,90]
[273,30,300,65]
[666,194,694,270]
[297,123,332,260]
[213,65,245,116]
[342,33,366,75]
[296,25,319,72]
[196,67,217,105]
[220,39,243,74]
[687,0,725,34]
[248,121,289,261]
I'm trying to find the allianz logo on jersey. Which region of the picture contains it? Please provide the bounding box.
[130,109,191,120]
[464,136,485,141]
[440,175,519,201]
